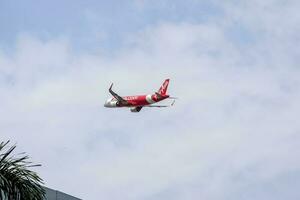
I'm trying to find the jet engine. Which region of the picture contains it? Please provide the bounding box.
[130,107,142,112]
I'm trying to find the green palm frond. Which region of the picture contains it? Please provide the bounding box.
[0,141,45,200]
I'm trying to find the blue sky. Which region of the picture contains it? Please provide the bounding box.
[0,0,222,53]
[1,0,300,199]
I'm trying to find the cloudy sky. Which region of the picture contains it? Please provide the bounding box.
[1,0,300,199]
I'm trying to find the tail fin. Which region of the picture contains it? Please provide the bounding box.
[158,79,170,95]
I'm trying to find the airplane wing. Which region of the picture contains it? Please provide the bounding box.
[145,105,169,107]
[109,83,129,105]
[145,100,175,107]
[130,100,175,112]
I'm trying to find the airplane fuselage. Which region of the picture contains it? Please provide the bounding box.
[104,79,172,112]
[104,94,169,108]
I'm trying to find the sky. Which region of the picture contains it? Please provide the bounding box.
[1,0,300,199]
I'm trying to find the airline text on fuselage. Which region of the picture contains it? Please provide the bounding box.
[123,96,138,100]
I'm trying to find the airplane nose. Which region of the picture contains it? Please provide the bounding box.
[104,100,110,107]
[104,98,117,108]
[104,99,113,107]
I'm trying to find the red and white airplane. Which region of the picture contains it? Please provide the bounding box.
[104,79,175,112]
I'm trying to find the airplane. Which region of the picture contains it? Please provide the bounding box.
[104,79,176,112]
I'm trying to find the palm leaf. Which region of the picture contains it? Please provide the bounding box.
[0,141,45,200]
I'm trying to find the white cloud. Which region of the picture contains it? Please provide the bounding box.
[1,1,300,199]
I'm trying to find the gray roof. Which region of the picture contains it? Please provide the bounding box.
[44,187,81,200]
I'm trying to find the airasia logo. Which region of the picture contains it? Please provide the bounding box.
[124,96,138,100]
[160,81,168,93]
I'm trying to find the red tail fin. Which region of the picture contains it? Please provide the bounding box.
[158,79,170,95]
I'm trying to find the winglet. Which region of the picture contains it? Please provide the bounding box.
[171,100,175,106]
[109,83,113,91]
